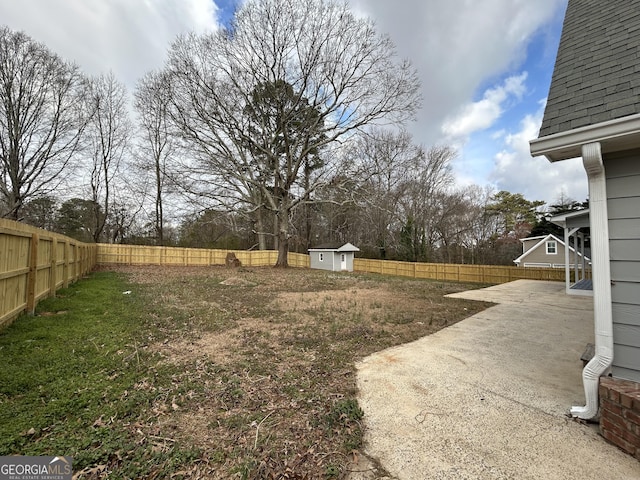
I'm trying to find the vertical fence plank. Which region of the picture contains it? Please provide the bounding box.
[63,241,70,288]
[74,244,79,281]
[49,238,57,297]
[26,233,39,313]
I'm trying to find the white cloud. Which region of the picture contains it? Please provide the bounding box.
[349,0,566,146]
[442,72,528,140]
[0,0,220,91]
[349,0,569,203]
[489,103,588,205]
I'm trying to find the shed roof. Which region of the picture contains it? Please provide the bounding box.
[308,242,360,252]
[538,0,640,139]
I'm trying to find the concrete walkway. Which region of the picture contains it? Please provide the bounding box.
[355,280,640,479]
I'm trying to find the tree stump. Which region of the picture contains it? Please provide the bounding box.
[225,252,242,268]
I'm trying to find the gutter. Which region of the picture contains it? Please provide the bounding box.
[570,142,614,420]
[530,113,640,162]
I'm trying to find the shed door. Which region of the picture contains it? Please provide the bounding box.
[340,254,347,271]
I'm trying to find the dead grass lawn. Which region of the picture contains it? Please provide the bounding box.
[103,265,491,479]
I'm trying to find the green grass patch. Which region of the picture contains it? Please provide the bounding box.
[0,271,202,478]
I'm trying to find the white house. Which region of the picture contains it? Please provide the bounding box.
[308,243,360,272]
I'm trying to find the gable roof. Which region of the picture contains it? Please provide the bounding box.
[513,234,590,265]
[308,242,360,252]
[531,0,640,162]
[520,235,549,243]
[539,1,640,138]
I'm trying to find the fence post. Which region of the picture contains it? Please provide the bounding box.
[26,233,39,313]
[49,238,57,297]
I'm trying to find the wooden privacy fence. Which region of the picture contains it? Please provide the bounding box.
[97,244,568,284]
[97,244,310,268]
[354,258,567,284]
[0,219,97,328]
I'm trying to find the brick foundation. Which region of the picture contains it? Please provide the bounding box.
[599,376,640,460]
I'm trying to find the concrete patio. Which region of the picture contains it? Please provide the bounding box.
[354,280,640,479]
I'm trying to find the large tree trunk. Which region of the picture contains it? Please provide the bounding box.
[274,211,289,268]
[5,189,21,220]
[155,161,164,246]
[305,205,312,252]
[273,213,279,251]
[255,207,267,250]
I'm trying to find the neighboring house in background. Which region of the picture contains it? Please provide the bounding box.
[308,243,360,272]
[530,0,640,436]
[513,233,590,270]
[549,209,593,296]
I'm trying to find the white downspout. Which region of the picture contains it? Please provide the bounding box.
[571,228,580,283]
[564,227,571,294]
[571,142,614,420]
[580,233,586,280]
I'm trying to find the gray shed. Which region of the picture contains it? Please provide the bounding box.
[308,243,360,272]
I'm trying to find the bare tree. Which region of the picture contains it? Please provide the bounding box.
[84,72,131,242]
[353,129,422,257]
[397,145,456,261]
[460,185,499,264]
[165,0,421,266]
[0,27,87,219]
[431,189,476,263]
[134,71,176,245]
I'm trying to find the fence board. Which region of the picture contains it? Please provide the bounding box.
[96,244,309,268]
[354,258,574,285]
[0,219,97,329]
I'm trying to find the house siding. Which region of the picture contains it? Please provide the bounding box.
[522,239,539,254]
[516,235,587,268]
[309,251,334,271]
[309,250,355,272]
[605,150,640,382]
[519,243,563,266]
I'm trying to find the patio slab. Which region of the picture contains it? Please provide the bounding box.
[354,280,640,479]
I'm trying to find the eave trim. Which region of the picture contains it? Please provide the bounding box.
[530,113,640,162]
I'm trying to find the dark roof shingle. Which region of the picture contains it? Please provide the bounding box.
[539,0,640,138]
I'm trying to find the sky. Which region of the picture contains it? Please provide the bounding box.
[0,0,588,207]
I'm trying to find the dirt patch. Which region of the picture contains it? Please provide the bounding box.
[153,316,288,365]
[273,286,430,320]
[154,330,242,365]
